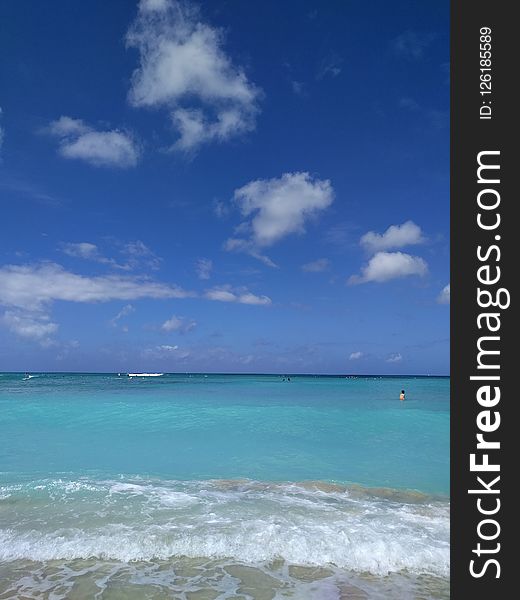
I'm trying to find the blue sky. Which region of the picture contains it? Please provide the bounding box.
[0,0,449,374]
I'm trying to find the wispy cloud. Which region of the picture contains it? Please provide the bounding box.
[360,221,425,254]
[44,116,139,168]
[437,284,450,304]
[324,222,359,248]
[110,304,135,329]
[195,258,213,280]
[0,178,60,206]
[301,258,330,272]
[142,343,191,361]
[349,351,364,360]
[398,97,420,111]
[290,80,306,96]
[316,52,342,79]
[349,251,428,284]
[0,263,191,313]
[399,98,448,130]
[61,240,161,271]
[0,262,192,344]
[0,261,273,343]
[121,240,162,271]
[161,314,197,333]
[2,310,58,346]
[392,31,436,61]
[61,242,119,268]
[126,0,260,152]
[225,172,334,266]
[386,352,403,363]
[213,199,230,219]
[204,285,271,306]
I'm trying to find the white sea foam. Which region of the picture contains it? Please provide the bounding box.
[0,478,449,577]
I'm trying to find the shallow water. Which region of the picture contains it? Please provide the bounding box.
[0,373,450,598]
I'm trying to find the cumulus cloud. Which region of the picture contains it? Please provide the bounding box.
[349,351,364,360]
[386,353,403,363]
[225,172,333,265]
[349,251,428,284]
[126,0,260,151]
[44,116,139,168]
[437,284,450,304]
[205,285,271,305]
[360,221,425,254]
[301,258,330,272]
[161,314,197,333]
[195,258,212,280]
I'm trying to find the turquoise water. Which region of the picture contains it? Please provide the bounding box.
[0,373,450,599]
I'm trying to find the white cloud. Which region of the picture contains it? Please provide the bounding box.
[205,285,271,306]
[0,262,273,343]
[140,0,169,10]
[45,116,139,168]
[360,221,425,254]
[349,351,364,360]
[349,251,428,284]
[121,240,162,270]
[46,116,90,137]
[386,353,403,363]
[110,304,135,327]
[61,240,161,271]
[301,258,330,272]
[223,238,278,268]
[317,53,342,79]
[161,314,197,333]
[2,310,58,344]
[393,31,436,61]
[126,0,260,151]
[195,258,212,280]
[291,81,305,96]
[142,344,191,360]
[225,172,333,265]
[61,131,139,167]
[437,284,450,304]
[62,242,103,260]
[0,263,192,312]
[213,199,230,219]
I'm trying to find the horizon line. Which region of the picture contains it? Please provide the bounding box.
[2,371,450,377]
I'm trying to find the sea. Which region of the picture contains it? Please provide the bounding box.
[0,373,450,599]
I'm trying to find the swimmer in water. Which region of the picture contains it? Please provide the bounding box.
[399,389,405,401]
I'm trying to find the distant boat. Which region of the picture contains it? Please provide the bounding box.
[127,373,164,377]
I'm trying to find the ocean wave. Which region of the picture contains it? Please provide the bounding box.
[0,477,449,577]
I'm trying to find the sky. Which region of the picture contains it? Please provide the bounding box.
[0,0,449,374]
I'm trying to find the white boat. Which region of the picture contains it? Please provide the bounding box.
[127,373,164,377]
